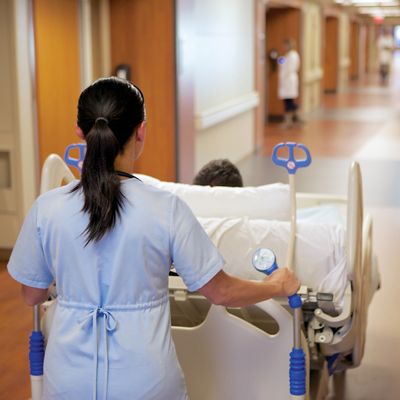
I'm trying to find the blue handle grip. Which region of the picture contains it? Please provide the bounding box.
[253,248,302,309]
[29,331,44,376]
[64,143,86,173]
[263,263,278,276]
[272,142,311,174]
[290,348,306,395]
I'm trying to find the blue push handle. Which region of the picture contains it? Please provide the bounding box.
[258,262,302,309]
[29,331,44,376]
[272,142,311,175]
[253,249,306,396]
[64,143,86,173]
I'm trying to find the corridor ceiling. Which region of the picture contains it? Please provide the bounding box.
[334,0,400,17]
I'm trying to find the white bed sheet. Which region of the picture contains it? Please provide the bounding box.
[198,216,348,310]
[297,205,346,225]
[136,175,379,310]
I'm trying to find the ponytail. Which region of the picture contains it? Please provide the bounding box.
[72,77,145,245]
[72,118,124,245]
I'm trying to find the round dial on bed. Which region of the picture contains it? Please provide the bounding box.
[252,248,278,275]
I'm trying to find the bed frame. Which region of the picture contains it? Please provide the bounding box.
[35,155,375,400]
[168,162,375,400]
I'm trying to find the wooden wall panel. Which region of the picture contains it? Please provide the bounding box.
[33,0,81,167]
[350,21,360,80]
[110,0,176,181]
[265,7,301,119]
[323,16,339,92]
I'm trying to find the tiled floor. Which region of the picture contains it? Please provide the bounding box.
[238,53,400,399]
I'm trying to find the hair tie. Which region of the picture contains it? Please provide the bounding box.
[95,117,108,124]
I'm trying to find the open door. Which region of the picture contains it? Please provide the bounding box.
[323,16,339,93]
[265,6,301,121]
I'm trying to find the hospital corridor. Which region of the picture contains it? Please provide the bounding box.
[1,0,400,399]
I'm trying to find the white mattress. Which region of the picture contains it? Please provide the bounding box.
[136,174,290,220]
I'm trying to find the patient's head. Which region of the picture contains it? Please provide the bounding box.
[193,159,243,187]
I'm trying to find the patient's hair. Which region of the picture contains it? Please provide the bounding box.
[193,159,244,187]
[71,77,145,245]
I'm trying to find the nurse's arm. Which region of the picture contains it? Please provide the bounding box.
[198,269,299,308]
[21,285,49,306]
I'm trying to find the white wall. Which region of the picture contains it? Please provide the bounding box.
[193,0,258,172]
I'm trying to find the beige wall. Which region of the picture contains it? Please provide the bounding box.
[193,0,258,172]
[338,12,351,90]
[0,0,38,248]
[367,24,379,72]
[301,1,323,113]
[195,112,254,171]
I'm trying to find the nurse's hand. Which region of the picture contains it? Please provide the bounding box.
[265,268,300,297]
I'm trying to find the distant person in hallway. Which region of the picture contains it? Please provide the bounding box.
[377,28,394,85]
[193,159,244,187]
[278,38,302,129]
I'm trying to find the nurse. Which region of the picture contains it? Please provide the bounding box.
[278,38,302,129]
[8,77,299,400]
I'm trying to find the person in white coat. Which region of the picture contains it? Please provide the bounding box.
[278,38,302,128]
[377,28,394,84]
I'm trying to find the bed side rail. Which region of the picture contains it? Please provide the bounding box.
[296,193,347,209]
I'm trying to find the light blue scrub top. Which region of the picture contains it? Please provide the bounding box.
[8,179,224,400]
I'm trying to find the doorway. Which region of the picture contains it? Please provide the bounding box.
[265,6,301,122]
[110,0,177,181]
[350,21,360,80]
[33,0,81,167]
[323,16,339,93]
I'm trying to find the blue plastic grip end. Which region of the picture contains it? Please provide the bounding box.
[288,293,302,309]
[29,331,45,376]
[289,348,306,395]
[264,263,278,276]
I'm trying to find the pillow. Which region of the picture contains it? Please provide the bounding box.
[197,216,348,310]
[136,174,290,220]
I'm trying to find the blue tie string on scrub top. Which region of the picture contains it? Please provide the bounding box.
[78,306,117,400]
[253,142,311,399]
[57,299,119,400]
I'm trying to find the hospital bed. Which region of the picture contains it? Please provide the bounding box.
[34,152,379,400]
[134,163,379,399]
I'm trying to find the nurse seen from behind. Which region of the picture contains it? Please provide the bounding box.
[8,77,299,400]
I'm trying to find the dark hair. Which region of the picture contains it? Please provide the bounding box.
[71,77,145,245]
[193,159,243,187]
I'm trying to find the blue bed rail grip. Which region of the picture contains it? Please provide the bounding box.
[29,331,44,376]
[64,143,86,173]
[289,348,306,396]
[288,293,302,309]
[272,142,312,174]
